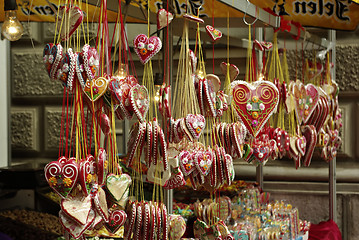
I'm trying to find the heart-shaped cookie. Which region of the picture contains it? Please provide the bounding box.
[57,6,84,41]
[302,125,317,167]
[126,122,146,167]
[97,148,108,185]
[164,156,186,189]
[84,76,108,102]
[59,209,95,239]
[146,160,171,186]
[76,44,99,88]
[129,84,149,122]
[303,84,320,123]
[56,48,77,90]
[61,193,92,225]
[123,202,137,240]
[106,173,132,202]
[296,135,307,156]
[252,145,270,163]
[179,151,195,176]
[185,114,206,140]
[157,9,174,30]
[109,79,133,119]
[169,214,186,240]
[203,78,217,117]
[105,209,127,233]
[79,155,96,195]
[45,157,79,198]
[195,150,213,176]
[220,62,239,82]
[93,186,109,222]
[231,80,279,137]
[183,14,204,23]
[206,25,222,41]
[43,43,63,81]
[134,34,162,64]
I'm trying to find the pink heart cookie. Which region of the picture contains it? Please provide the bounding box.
[134,34,162,64]
[45,157,79,199]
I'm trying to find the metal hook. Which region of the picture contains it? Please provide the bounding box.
[243,0,259,26]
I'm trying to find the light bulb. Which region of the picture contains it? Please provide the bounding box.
[1,10,24,41]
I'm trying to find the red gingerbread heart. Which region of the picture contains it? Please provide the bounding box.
[293,81,319,124]
[43,43,63,81]
[206,25,222,41]
[302,125,317,167]
[109,79,133,119]
[57,6,84,41]
[134,34,162,64]
[97,148,108,185]
[129,84,149,123]
[79,155,96,195]
[76,44,99,88]
[44,157,79,198]
[195,150,213,176]
[231,80,279,137]
[185,114,206,140]
[220,62,239,82]
[56,48,77,90]
[105,209,127,233]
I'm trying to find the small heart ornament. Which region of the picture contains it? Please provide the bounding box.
[105,209,127,233]
[76,44,99,88]
[106,173,132,202]
[57,6,84,41]
[157,9,174,30]
[79,155,96,195]
[84,76,108,102]
[59,209,95,239]
[129,84,149,122]
[45,157,79,198]
[220,62,239,82]
[185,114,206,140]
[195,150,213,176]
[134,34,162,64]
[206,25,222,41]
[231,80,279,137]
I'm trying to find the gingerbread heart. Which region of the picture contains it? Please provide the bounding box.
[231,80,279,137]
[220,62,239,82]
[185,114,206,140]
[109,79,133,119]
[93,186,109,222]
[57,6,84,41]
[61,193,92,225]
[164,156,186,189]
[43,43,63,81]
[76,44,99,88]
[56,48,77,90]
[302,125,317,167]
[183,14,204,23]
[179,151,195,176]
[105,209,127,233]
[303,84,320,123]
[296,135,307,156]
[206,25,222,41]
[169,214,186,240]
[203,78,217,117]
[146,160,171,186]
[195,150,213,176]
[79,155,96,195]
[252,145,269,163]
[97,148,108,185]
[157,9,174,30]
[106,173,132,202]
[261,41,273,50]
[126,122,146,167]
[129,84,149,122]
[59,209,95,239]
[134,34,162,64]
[45,157,79,198]
[84,76,108,102]
[123,202,137,240]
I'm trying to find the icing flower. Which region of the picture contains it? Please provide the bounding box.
[89,56,99,66]
[62,63,69,72]
[140,48,148,55]
[200,160,205,167]
[259,103,265,111]
[43,56,48,63]
[246,103,252,111]
[182,157,188,164]
[252,111,259,119]
[203,165,208,170]
[137,42,145,49]
[147,44,154,51]
[48,55,54,63]
[48,176,57,186]
[252,96,259,103]
[309,98,313,103]
[213,29,219,35]
[196,127,202,134]
[63,177,72,187]
[86,174,93,183]
[185,163,192,170]
[252,120,258,127]
[92,86,99,94]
